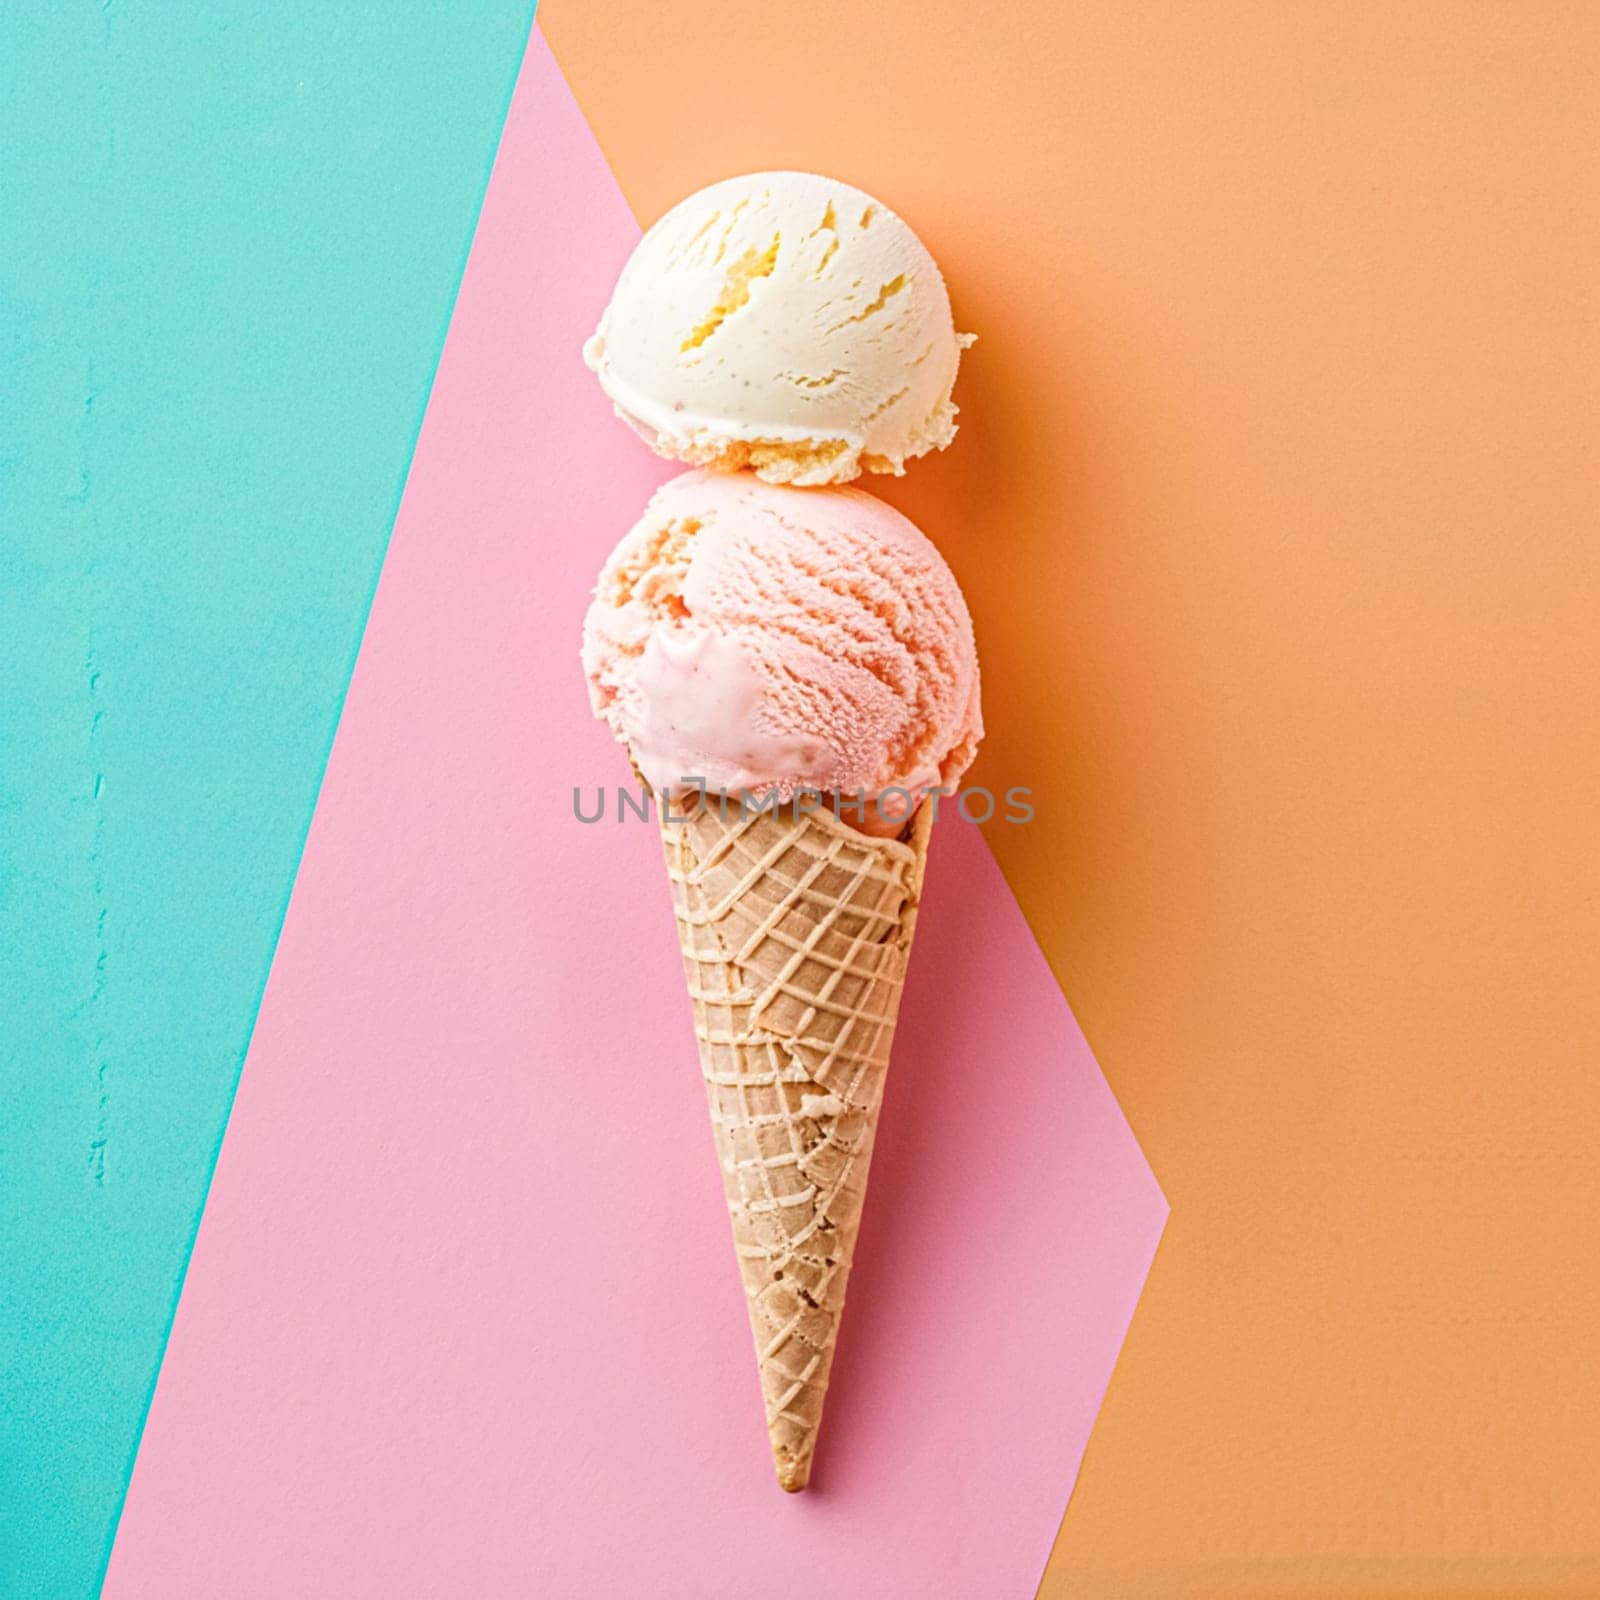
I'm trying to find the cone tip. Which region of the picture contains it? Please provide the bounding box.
[774,1449,811,1493]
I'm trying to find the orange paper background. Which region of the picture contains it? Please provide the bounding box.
[540,3,1600,1593]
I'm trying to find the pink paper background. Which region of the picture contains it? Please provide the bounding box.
[106,32,1166,1597]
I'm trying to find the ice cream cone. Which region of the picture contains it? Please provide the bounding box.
[660,792,934,1491]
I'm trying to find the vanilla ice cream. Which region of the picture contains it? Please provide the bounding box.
[584,172,973,487]
[582,470,982,829]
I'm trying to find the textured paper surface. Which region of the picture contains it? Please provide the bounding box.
[539,2,1600,1592]
[105,32,1165,1597]
[0,8,533,1594]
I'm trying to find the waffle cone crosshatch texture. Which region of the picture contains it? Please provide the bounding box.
[661,795,933,1491]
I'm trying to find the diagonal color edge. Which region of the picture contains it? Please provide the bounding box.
[105,26,1166,1598]
[0,6,536,1597]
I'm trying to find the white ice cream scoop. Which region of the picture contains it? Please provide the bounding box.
[584,170,973,486]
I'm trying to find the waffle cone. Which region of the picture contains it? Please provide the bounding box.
[660,793,933,1492]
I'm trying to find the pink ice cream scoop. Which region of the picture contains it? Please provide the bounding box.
[582,469,981,829]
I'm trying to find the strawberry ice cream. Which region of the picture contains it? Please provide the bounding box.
[581,469,981,830]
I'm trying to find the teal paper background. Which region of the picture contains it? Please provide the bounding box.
[1,5,535,1592]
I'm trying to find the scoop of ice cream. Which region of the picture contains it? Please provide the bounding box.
[583,171,973,488]
[582,470,982,826]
